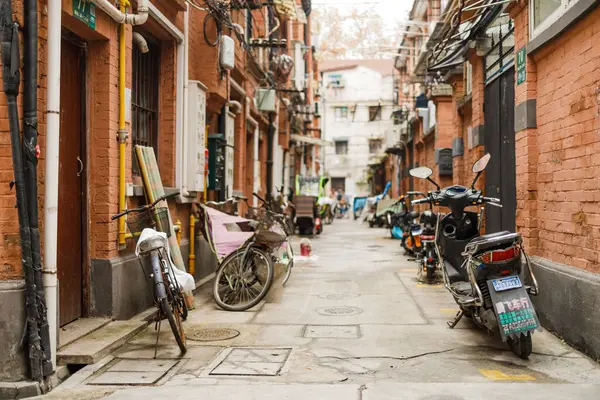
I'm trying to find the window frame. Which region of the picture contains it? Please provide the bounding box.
[131,34,161,175]
[335,140,348,155]
[368,106,382,122]
[334,106,348,121]
[530,0,577,39]
[368,139,383,154]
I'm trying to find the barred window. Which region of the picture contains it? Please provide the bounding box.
[132,36,160,174]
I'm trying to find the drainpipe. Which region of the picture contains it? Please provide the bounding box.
[24,0,52,376]
[132,32,149,53]
[43,0,61,372]
[91,0,149,25]
[181,6,190,197]
[1,1,43,380]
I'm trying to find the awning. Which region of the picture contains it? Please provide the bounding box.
[273,0,298,20]
[291,134,332,146]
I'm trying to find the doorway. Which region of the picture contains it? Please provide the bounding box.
[484,67,516,233]
[58,34,86,326]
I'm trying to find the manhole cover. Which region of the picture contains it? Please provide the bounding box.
[318,292,359,300]
[187,328,240,342]
[325,279,352,283]
[317,306,363,316]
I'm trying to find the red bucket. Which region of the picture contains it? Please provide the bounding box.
[300,238,312,256]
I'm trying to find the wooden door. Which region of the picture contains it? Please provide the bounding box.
[58,37,85,326]
[484,67,516,233]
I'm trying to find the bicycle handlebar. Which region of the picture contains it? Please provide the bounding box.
[111,191,180,220]
[253,192,267,205]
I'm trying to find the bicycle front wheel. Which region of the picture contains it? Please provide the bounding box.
[282,239,294,287]
[213,246,274,311]
[160,296,187,353]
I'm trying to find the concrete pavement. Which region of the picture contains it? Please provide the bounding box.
[42,220,600,399]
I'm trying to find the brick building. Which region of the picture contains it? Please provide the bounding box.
[0,0,320,384]
[395,0,600,359]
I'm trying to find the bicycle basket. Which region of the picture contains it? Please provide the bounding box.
[126,207,172,239]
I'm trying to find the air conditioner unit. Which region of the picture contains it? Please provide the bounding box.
[255,88,276,112]
[186,80,207,193]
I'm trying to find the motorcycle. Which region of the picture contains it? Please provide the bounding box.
[418,209,438,283]
[409,153,540,359]
[401,209,422,256]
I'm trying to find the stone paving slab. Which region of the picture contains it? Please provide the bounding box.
[363,382,600,399]
[252,293,428,325]
[102,384,361,399]
[87,371,166,386]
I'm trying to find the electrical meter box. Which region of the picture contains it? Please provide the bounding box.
[255,88,276,112]
[186,80,207,192]
[220,35,235,71]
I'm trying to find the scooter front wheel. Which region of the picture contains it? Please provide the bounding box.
[508,333,533,359]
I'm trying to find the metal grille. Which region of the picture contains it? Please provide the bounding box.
[484,13,514,84]
[132,38,160,174]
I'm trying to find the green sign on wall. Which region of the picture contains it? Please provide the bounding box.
[516,47,526,85]
[73,0,96,30]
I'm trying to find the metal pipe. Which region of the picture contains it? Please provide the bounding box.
[23,0,52,376]
[189,214,196,275]
[181,6,190,197]
[44,0,61,371]
[117,3,127,247]
[92,0,149,25]
[132,32,149,53]
[0,5,42,380]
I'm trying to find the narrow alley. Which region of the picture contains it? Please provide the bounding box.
[44,221,600,399]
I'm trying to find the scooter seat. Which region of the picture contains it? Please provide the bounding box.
[444,260,465,283]
[466,231,520,254]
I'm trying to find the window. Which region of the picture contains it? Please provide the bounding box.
[369,139,383,154]
[368,106,382,121]
[334,106,348,121]
[531,0,578,38]
[335,140,348,155]
[132,35,160,174]
[328,74,344,87]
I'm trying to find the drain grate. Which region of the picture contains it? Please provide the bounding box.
[318,292,359,300]
[210,348,292,376]
[187,328,240,342]
[317,306,363,316]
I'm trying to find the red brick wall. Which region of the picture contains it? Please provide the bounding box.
[512,3,600,272]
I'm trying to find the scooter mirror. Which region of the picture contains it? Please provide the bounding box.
[409,166,433,179]
[472,153,491,173]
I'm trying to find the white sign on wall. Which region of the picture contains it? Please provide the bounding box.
[187,81,207,192]
[225,111,235,199]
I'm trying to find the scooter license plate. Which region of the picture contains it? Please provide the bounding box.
[492,276,522,292]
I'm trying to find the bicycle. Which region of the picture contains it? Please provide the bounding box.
[246,193,295,286]
[111,191,188,354]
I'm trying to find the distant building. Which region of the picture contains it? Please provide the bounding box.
[320,60,397,196]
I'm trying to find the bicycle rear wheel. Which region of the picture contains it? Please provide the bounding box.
[213,246,274,311]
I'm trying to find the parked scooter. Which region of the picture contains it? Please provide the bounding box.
[418,209,438,283]
[409,154,540,359]
[362,182,392,227]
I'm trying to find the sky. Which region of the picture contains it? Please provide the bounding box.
[311,0,414,30]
